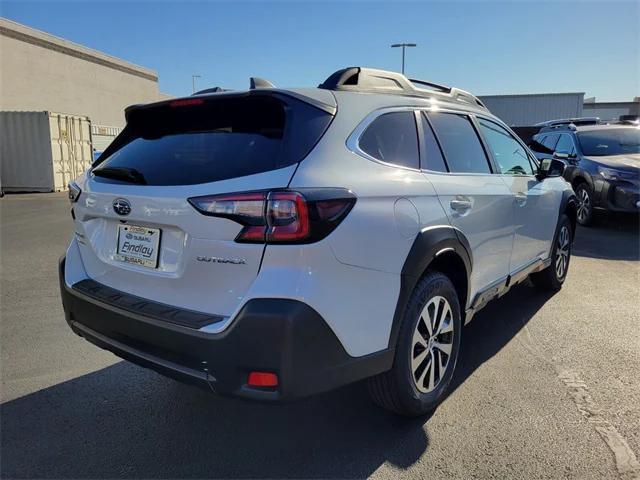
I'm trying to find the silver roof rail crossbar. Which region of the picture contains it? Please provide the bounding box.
[318,67,488,110]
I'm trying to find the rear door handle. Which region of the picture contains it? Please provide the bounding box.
[450,198,472,215]
[515,192,527,207]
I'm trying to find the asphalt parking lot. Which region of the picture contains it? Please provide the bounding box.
[1,192,639,479]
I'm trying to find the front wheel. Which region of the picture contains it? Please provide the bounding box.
[575,183,594,226]
[367,271,462,416]
[530,214,572,290]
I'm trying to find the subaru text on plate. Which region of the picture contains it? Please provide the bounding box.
[60,67,577,416]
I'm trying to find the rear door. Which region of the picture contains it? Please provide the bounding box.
[423,111,514,304]
[72,93,333,318]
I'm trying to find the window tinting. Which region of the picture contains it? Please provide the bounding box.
[93,95,333,186]
[541,134,560,151]
[427,113,491,174]
[478,119,534,175]
[530,135,553,154]
[359,112,419,169]
[554,134,574,155]
[420,113,447,172]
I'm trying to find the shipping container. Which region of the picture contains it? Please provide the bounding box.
[0,111,93,192]
[91,124,121,153]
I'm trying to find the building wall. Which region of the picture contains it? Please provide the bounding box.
[478,93,585,126]
[583,102,640,121]
[0,18,161,127]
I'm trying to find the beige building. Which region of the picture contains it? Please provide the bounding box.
[0,17,165,127]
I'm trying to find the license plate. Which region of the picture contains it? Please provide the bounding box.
[115,224,161,268]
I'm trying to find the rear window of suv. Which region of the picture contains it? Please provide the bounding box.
[92,94,333,186]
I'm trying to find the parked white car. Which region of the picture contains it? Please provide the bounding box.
[60,67,577,415]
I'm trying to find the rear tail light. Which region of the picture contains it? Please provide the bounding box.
[188,189,356,244]
[247,371,278,388]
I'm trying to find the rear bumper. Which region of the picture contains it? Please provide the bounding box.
[59,257,393,401]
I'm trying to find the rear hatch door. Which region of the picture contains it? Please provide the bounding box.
[72,91,334,319]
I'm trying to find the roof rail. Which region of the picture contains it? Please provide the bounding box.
[534,117,600,127]
[318,67,488,110]
[192,86,229,96]
[250,77,275,89]
[539,123,578,133]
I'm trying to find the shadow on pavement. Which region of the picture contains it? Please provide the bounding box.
[1,363,428,478]
[449,283,555,397]
[1,282,558,479]
[572,213,639,261]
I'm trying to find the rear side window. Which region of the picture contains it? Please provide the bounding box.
[555,134,575,155]
[478,119,534,175]
[359,112,419,169]
[93,95,333,186]
[420,113,448,172]
[427,113,491,174]
[530,135,553,154]
[542,134,560,151]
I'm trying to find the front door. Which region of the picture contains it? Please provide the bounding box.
[476,118,558,272]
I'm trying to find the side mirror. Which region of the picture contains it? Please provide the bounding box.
[553,151,569,160]
[537,158,565,180]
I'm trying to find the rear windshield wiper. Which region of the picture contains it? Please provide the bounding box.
[92,166,147,185]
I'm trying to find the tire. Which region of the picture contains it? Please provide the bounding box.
[530,214,572,291]
[575,183,594,226]
[367,271,462,416]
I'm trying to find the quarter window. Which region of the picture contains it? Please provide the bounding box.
[359,112,419,169]
[427,112,491,174]
[478,119,534,175]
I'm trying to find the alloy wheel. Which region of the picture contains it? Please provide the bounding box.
[555,225,571,279]
[577,188,591,223]
[411,296,454,393]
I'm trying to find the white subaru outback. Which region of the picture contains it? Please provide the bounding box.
[60,67,577,416]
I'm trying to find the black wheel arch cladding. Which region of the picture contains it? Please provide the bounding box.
[388,226,471,349]
[558,189,578,240]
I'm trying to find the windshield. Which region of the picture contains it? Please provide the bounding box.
[577,128,640,156]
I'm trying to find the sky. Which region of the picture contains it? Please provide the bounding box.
[2,0,639,101]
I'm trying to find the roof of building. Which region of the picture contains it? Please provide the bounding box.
[479,92,585,99]
[0,18,158,82]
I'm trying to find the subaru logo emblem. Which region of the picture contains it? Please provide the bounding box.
[112,198,131,216]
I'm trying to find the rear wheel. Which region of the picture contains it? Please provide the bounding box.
[368,271,462,416]
[531,214,572,290]
[575,183,594,226]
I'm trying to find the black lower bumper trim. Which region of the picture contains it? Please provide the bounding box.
[73,279,224,329]
[59,257,394,401]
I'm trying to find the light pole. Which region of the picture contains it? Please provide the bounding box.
[192,74,201,93]
[390,43,417,75]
